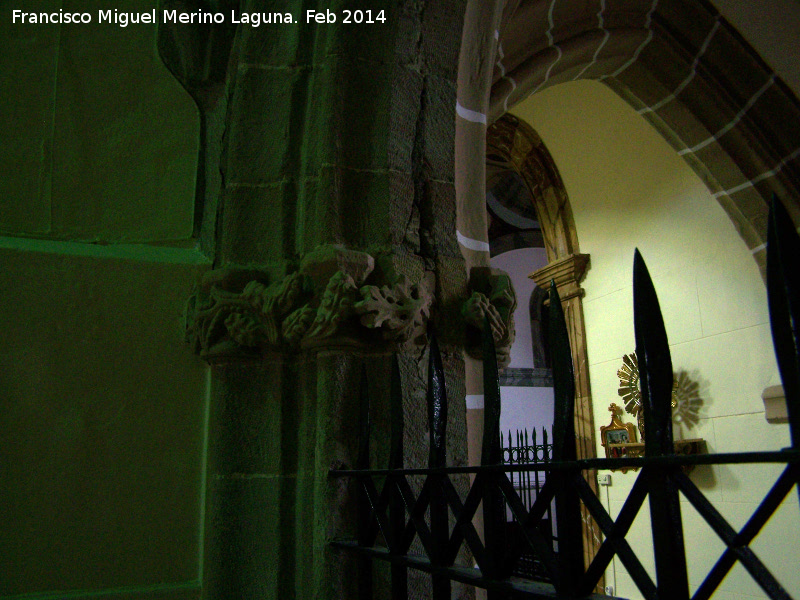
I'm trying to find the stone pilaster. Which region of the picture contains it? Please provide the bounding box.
[173,2,474,599]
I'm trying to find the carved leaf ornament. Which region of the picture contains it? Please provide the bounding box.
[462,268,517,368]
[186,249,434,360]
[354,275,432,341]
[187,248,519,362]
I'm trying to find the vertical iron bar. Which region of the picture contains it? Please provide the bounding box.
[514,429,519,564]
[357,367,373,600]
[515,430,521,511]
[634,250,690,600]
[529,426,538,575]
[543,427,553,546]
[548,281,584,597]
[533,428,540,527]
[767,197,800,454]
[427,335,451,600]
[533,428,540,513]
[388,355,407,600]
[511,430,517,531]
[482,316,511,598]
[524,429,531,513]
[502,430,509,538]
[543,427,549,458]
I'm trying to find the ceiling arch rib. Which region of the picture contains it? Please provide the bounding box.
[491,0,800,277]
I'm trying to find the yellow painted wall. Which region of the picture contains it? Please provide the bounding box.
[512,80,798,600]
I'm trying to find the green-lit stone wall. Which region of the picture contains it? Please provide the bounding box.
[0,242,209,598]
[0,0,198,243]
[0,2,209,599]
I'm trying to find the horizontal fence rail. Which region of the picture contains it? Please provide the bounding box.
[330,198,800,599]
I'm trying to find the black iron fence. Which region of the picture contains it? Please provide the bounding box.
[330,199,800,599]
[502,428,556,582]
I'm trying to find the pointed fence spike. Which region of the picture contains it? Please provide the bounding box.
[388,354,404,470]
[548,280,576,462]
[427,333,447,469]
[767,196,800,449]
[633,249,675,456]
[426,333,452,597]
[481,313,503,466]
[479,315,508,579]
[633,250,690,598]
[546,280,582,595]
[357,365,371,470]
[387,358,408,596]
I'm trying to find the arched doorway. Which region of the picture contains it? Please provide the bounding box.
[487,113,601,572]
[484,156,554,441]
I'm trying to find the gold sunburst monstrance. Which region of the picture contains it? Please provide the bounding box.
[617,353,640,416]
[617,353,644,440]
[617,352,680,441]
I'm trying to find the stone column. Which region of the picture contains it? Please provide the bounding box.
[530,254,603,576]
[177,2,474,598]
[454,4,507,560]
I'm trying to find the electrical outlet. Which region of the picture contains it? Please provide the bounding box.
[598,474,612,486]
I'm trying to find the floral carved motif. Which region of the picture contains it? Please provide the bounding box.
[462,267,517,368]
[355,275,433,343]
[186,247,435,361]
[187,269,313,358]
[302,271,360,340]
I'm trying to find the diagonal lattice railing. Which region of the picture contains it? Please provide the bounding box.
[330,198,800,599]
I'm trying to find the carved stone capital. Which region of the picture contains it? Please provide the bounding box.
[186,246,434,362]
[529,253,590,301]
[462,267,517,368]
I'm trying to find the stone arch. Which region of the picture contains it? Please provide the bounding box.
[486,114,578,262]
[457,0,800,279]
[489,0,800,275]
[455,0,800,473]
